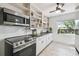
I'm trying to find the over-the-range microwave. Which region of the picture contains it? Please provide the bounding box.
[0,7,30,26]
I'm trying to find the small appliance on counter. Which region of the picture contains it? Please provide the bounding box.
[5,35,36,56]
[32,29,37,37]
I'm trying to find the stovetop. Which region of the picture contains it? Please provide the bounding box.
[5,35,33,43]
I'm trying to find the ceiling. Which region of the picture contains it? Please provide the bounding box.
[31,3,56,11]
[32,3,79,17]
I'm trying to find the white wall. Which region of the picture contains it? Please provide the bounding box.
[0,3,24,15]
[49,11,79,45]
[75,11,79,51]
[0,3,28,56]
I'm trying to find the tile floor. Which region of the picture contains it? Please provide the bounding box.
[39,41,78,56]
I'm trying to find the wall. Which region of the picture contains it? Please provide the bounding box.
[49,11,79,45]
[75,11,79,51]
[0,3,24,15]
[0,3,29,56]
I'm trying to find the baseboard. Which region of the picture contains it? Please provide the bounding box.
[37,40,53,56]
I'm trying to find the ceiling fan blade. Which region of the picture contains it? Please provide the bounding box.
[49,3,65,13]
[49,10,56,13]
[60,9,65,12]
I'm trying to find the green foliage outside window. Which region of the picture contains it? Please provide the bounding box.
[58,19,75,34]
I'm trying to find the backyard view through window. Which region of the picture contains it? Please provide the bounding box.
[57,20,75,34]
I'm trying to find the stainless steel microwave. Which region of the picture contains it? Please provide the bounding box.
[0,7,30,26]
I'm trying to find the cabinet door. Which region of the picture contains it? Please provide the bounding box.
[42,36,46,48]
[47,34,53,45]
[42,35,47,47]
[36,37,43,55]
[36,36,46,55]
[49,34,53,42]
[47,34,50,45]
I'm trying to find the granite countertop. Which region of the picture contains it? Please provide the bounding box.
[5,35,33,43]
[33,32,52,37]
[5,32,52,43]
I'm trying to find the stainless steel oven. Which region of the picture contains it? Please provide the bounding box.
[5,35,36,56]
[0,7,30,26]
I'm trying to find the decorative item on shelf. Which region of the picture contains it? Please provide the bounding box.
[40,20,42,23]
[39,23,42,27]
[50,27,52,32]
[37,19,40,22]
[31,12,33,16]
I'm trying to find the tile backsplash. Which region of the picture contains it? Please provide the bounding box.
[0,25,27,39]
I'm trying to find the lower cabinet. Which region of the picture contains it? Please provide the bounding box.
[36,33,53,55]
[36,37,46,55]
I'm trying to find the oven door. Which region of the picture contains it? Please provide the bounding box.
[13,43,36,56]
[5,13,25,23]
[4,13,30,26]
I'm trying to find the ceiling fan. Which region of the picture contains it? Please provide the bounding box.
[49,3,65,13]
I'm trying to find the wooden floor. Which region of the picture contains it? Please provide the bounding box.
[39,41,78,56]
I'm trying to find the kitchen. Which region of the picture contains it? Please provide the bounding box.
[0,3,79,56]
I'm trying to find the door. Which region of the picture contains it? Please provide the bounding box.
[5,13,25,24]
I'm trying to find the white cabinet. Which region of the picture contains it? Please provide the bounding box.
[36,33,53,55]
[36,37,42,55]
[36,36,46,55]
[46,33,53,45]
[47,34,50,45]
[49,33,53,42]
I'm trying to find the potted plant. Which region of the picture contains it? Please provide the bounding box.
[47,27,52,33]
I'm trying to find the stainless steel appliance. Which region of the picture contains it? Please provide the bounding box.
[0,7,30,26]
[5,35,36,56]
